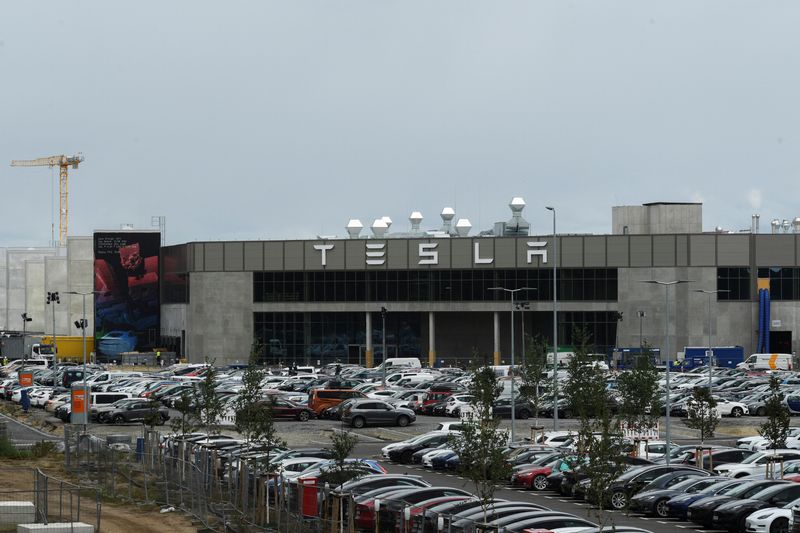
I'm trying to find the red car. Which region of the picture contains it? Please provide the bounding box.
[263,398,315,421]
[406,496,470,531]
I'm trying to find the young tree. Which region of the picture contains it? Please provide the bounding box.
[234,359,267,444]
[562,328,606,420]
[192,359,225,435]
[170,390,198,436]
[449,365,510,525]
[518,334,550,426]
[318,429,360,486]
[685,387,719,444]
[616,343,661,435]
[759,375,790,450]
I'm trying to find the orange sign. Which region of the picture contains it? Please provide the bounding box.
[19,373,33,387]
[71,388,89,415]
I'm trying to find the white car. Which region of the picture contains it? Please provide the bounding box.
[687,396,749,417]
[532,431,576,448]
[744,500,798,533]
[366,390,399,400]
[445,395,473,417]
[741,429,800,450]
[275,457,325,474]
[715,450,800,477]
[420,446,452,468]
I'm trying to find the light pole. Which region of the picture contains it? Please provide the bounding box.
[67,291,96,432]
[641,279,693,465]
[545,206,558,431]
[380,306,388,388]
[637,310,646,352]
[46,291,60,359]
[20,313,31,373]
[693,289,729,393]
[489,286,535,444]
[516,301,530,363]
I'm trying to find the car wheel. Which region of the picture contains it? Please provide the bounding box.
[112,415,125,424]
[655,498,669,518]
[297,410,310,422]
[610,491,627,510]
[532,474,548,491]
[770,517,789,533]
[352,416,366,429]
[756,406,766,416]
[397,415,410,427]
[731,407,744,417]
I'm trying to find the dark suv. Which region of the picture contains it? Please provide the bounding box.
[106,401,170,424]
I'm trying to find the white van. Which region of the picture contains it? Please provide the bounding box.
[375,357,422,371]
[737,353,793,371]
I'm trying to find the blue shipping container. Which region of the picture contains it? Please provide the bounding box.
[681,346,744,369]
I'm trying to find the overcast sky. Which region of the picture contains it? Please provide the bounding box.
[1,1,799,247]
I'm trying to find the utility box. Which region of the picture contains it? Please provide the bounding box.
[70,383,90,425]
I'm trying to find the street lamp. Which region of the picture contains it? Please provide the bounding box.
[489,286,535,443]
[515,301,530,363]
[46,291,60,358]
[380,306,388,388]
[66,291,98,393]
[545,206,558,431]
[641,279,693,465]
[693,289,729,393]
[637,310,646,352]
[20,313,32,373]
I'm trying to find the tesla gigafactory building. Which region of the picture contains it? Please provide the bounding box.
[158,201,800,367]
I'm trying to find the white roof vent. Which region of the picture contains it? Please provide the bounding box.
[381,216,393,229]
[793,218,800,233]
[455,218,472,237]
[505,196,531,236]
[346,219,363,239]
[772,219,781,233]
[371,218,388,238]
[409,211,424,232]
[509,196,526,213]
[440,207,455,234]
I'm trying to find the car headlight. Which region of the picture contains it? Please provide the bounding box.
[753,511,774,520]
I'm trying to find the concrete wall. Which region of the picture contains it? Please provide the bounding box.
[161,304,186,339]
[186,272,252,364]
[612,204,702,235]
[6,248,58,333]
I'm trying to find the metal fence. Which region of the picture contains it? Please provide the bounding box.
[0,466,101,531]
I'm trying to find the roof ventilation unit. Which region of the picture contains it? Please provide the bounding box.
[371,218,388,238]
[504,197,531,236]
[771,219,781,234]
[440,207,456,235]
[346,219,363,239]
[793,218,800,234]
[409,211,424,233]
[381,216,393,230]
[455,218,472,237]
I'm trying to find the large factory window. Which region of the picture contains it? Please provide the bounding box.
[717,267,751,301]
[757,267,800,300]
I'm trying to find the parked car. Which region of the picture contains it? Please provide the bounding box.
[605,465,706,510]
[686,479,786,528]
[263,397,316,421]
[106,400,170,424]
[629,476,724,517]
[711,482,800,532]
[341,399,416,428]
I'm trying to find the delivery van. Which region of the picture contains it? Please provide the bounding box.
[737,353,793,371]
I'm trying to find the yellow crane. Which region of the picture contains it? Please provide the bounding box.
[10,153,84,247]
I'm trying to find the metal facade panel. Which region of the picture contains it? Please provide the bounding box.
[264,242,284,270]
[583,236,606,267]
[243,242,264,271]
[676,235,689,266]
[518,236,553,268]
[689,235,716,266]
[717,234,750,265]
[304,241,344,270]
[606,236,629,267]
[344,240,365,270]
[652,235,676,267]
[560,237,583,267]
[450,239,470,268]
[629,236,652,267]
[365,240,388,270]
[432,239,452,269]
[472,239,495,269]
[284,241,304,270]
[494,238,517,268]
[756,235,795,266]
[408,239,431,269]
[224,242,244,271]
[387,240,408,269]
[192,243,203,271]
[204,242,224,271]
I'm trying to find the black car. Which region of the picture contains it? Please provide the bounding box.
[606,465,706,510]
[711,482,800,533]
[665,479,746,521]
[628,476,722,517]
[686,479,786,528]
[492,398,534,419]
[336,474,429,495]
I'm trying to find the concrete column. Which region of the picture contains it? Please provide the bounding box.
[428,312,436,368]
[493,311,501,365]
[365,312,374,368]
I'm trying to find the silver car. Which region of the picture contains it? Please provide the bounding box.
[341,399,416,429]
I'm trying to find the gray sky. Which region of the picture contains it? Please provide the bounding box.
[2,1,799,247]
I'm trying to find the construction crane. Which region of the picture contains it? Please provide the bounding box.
[10,153,84,247]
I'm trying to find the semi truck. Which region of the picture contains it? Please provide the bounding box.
[680,346,745,370]
[41,335,96,362]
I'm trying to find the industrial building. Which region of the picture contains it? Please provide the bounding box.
[3,202,800,368]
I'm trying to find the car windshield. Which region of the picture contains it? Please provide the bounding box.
[741,452,767,465]
[726,482,774,498]
[668,477,710,492]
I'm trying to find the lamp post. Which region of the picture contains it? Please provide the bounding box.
[20,313,31,373]
[489,286,535,444]
[693,289,729,393]
[380,306,388,388]
[67,291,96,431]
[545,206,558,431]
[516,301,530,363]
[637,310,646,352]
[46,291,60,359]
[641,279,693,465]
